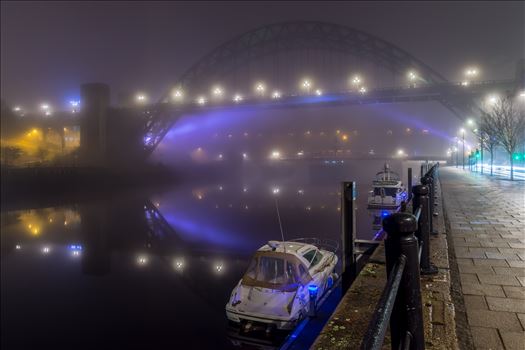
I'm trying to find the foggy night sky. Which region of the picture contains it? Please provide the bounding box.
[1,1,524,107]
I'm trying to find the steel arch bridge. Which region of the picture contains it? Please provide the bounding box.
[142,21,516,154]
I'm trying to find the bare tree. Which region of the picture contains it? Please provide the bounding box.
[482,95,525,180]
[478,119,500,176]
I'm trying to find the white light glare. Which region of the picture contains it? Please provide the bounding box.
[359,86,367,94]
[301,79,312,90]
[42,246,50,254]
[172,89,183,100]
[40,104,50,110]
[397,149,405,156]
[137,255,148,266]
[270,150,281,159]
[407,71,417,81]
[233,94,243,102]
[136,94,147,102]
[315,89,323,96]
[13,106,21,112]
[272,90,282,99]
[351,75,361,85]
[465,67,479,77]
[255,82,266,94]
[212,86,223,96]
[272,187,280,194]
[467,119,474,126]
[196,96,207,105]
[15,244,21,250]
[487,95,498,105]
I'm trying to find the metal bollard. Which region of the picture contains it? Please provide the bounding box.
[383,213,425,350]
[412,185,438,275]
[421,176,438,235]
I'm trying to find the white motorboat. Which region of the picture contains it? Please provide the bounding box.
[367,163,408,208]
[225,238,338,332]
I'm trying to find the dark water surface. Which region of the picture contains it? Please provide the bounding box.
[1,160,422,349]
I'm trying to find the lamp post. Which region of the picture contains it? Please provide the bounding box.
[460,128,466,170]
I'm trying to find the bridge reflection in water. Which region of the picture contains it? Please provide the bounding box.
[0,159,423,349]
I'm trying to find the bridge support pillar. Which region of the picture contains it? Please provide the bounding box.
[79,83,110,167]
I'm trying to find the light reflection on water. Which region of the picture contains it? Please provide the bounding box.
[1,159,422,349]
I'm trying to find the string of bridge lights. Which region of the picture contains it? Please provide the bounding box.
[10,66,525,116]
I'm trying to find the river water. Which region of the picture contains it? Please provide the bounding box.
[1,159,423,349]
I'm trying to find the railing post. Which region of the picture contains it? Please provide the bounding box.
[383,213,425,350]
[412,185,438,275]
[421,176,438,235]
[341,181,357,293]
[407,167,413,201]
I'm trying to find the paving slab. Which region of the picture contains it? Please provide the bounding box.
[440,167,525,349]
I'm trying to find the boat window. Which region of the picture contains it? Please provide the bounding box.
[311,251,323,267]
[256,256,295,284]
[374,188,397,196]
[298,264,308,279]
[245,257,258,279]
[302,250,316,264]
[302,249,323,267]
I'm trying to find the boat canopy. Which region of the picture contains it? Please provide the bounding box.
[241,251,312,292]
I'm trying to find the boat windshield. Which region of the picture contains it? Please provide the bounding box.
[374,187,398,196]
[241,251,312,291]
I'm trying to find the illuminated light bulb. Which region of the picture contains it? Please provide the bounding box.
[519,91,525,98]
[272,90,281,99]
[297,151,304,156]
[341,134,349,141]
[467,119,474,126]
[255,82,266,94]
[174,259,184,270]
[298,189,304,195]
[270,150,281,159]
[233,94,243,102]
[15,244,21,250]
[351,75,361,85]
[72,250,80,257]
[407,71,417,81]
[212,86,223,96]
[272,187,280,194]
[13,106,21,112]
[40,104,49,110]
[215,264,223,272]
[242,153,248,159]
[218,154,223,159]
[137,255,148,266]
[301,79,312,90]
[461,81,470,87]
[315,89,323,96]
[172,89,184,100]
[243,187,248,193]
[359,86,367,94]
[196,96,207,105]
[135,94,147,103]
[42,246,50,254]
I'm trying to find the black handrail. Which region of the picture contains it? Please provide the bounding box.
[360,255,407,350]
[360,162,440,350]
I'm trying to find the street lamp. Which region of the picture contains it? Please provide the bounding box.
[459,128,466,169]
[301,79,312,94]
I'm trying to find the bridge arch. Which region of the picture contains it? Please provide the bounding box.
[163,20,448,100]
[146,21,453,153]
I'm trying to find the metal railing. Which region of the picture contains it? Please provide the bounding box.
[359,162,440,350]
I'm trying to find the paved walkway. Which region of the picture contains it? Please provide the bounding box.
[440,167,525,350]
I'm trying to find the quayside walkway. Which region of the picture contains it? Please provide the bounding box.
[440,167,525,350]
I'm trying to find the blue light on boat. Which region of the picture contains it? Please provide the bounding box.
[308,285,318,296]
